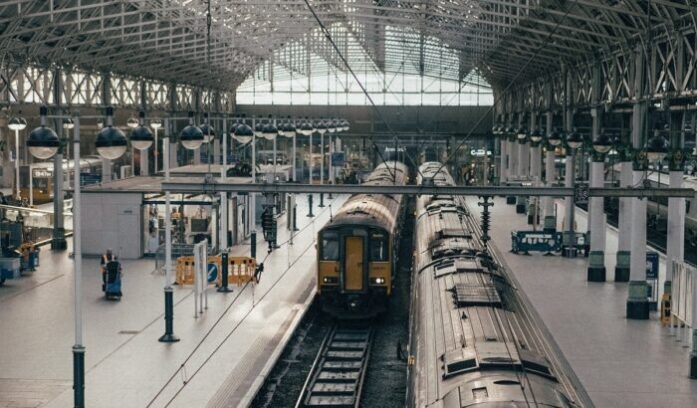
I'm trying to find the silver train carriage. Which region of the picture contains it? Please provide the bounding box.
[317,161,410,318]
[408,162,588,407]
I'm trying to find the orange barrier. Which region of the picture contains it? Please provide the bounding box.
[176,255,257,286]
[218,256,257,286]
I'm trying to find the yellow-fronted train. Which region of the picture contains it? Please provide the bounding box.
[317,161,409,318]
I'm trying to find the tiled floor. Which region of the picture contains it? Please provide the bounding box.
[0,194,345,408]
[466,196,697,408]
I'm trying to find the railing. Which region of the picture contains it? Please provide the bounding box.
[0,204,73,245]
[671,261,696,343]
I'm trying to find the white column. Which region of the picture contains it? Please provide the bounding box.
[499,138,508,183]
[544,148,556,219]
[667,170,685,279]
[193,146,201,165]
[72,114,83,345]
[309,132,313,184]
[588,159,607,281]
[251,129,256,227]
[320,132,325,184]
[517,141,527,178]
[101,159,112,182]
[629,169,647,281]
[616,160,633,281]
[139,147,149,176]
[164,138,172,286]
[509,140,518,179]
[563,153,574,232]
[221,118,228,250]
[292,133,297,182]
[14,130,20,199]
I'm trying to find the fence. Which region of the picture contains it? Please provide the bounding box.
[671,260,696,349]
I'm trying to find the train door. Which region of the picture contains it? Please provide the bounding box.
[344,236,364,291]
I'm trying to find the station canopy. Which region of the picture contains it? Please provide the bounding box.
[0,1,681,93]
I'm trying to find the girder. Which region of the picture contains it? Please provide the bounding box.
[0,0,694,103]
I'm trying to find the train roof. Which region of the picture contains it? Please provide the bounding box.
[322,161,409,233]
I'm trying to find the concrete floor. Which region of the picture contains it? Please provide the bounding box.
[467,196,697,408]
[0,194,346,408]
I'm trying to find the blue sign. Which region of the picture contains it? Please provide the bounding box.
[207,263,218,283]
[331,152,345,167]
[646,252,659,280]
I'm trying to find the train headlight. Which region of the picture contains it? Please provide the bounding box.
[371,277,386,285]
[322,277,338,284]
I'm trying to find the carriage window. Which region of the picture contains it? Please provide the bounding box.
[321,233,339,261]
[370,233,388,261]
[687,200,691,215]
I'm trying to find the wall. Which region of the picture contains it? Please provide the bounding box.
[81,192,143,259]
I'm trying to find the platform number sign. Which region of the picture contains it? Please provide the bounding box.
[574,183,589,204]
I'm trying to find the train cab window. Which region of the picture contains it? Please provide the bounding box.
[320,233,339,261]
[370,233,388,261]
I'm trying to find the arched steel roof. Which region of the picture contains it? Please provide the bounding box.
[0,1,689,92]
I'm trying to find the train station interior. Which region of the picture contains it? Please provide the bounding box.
[1,1,697,408]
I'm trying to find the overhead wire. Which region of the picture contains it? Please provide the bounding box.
[432,0,581,180]
[301,0,425,183]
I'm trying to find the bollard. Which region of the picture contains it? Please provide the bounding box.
[307,194,314,217]
[293,206,299,231]
[319,192,325,207]
[217,251,232,293]
[158,287,179,343]
[251,230,257,260]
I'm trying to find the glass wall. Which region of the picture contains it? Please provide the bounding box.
[236,25,493,107]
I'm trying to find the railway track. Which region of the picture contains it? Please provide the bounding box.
[295,323,374,408]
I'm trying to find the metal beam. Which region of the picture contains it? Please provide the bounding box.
[149,182,695,198]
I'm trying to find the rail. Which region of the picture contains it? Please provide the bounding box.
[296,324,374,408]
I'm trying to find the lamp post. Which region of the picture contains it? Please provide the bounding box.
[150,118,163,173]
[8,115,27,200]
[28,106,130,408]
[234,119,255,230]
[158,112,203,343]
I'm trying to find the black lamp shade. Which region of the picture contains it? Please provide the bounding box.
[566,130,583,149]
[130,125,154,150]
[180,123,204,150]
[27,126,60,159]
[200,124,215,143]
[96,126,128,160]
[646,131,669,162]
[592,132,613,154]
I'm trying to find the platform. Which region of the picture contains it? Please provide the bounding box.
[0,194,346,408]
[466,196,697,408]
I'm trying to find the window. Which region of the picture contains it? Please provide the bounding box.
[321,233,339,261]
[370,233,388,261]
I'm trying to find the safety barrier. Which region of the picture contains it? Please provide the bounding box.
[176,253,257,286]
[219,257,257,286]
[193,240,208,317]
[511,231,561,254]
[671,261,696,334]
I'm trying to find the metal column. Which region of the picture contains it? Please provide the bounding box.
[615,159,633,281]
